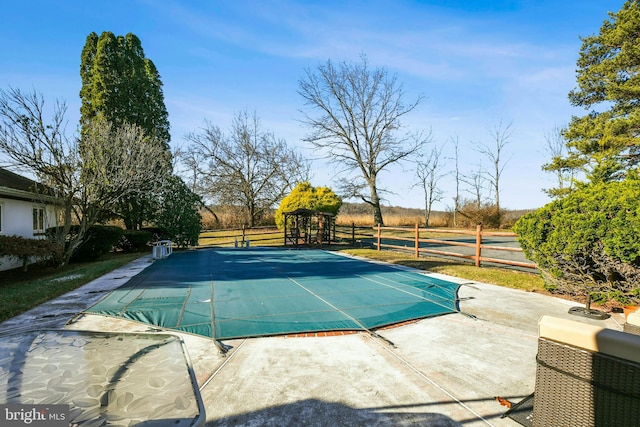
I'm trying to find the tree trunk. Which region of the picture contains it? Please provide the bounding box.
[424,193,431,227]
[247,201,256,228]
[369,181,384,226]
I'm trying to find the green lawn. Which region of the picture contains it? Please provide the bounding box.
[338,248,545,292]
[0,252,145,323]
[198,228,282,247]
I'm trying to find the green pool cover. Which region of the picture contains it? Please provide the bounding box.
[87,248,460,340]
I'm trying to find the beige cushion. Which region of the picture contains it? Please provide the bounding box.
[539,315,640,364]
[628,310,640,326]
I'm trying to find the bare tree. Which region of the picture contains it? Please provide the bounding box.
[462,163,486,208]
[186,110,309,227]
[414,144,446,226]
[449,136,462,227]
[542,125,576,198]
[0,88,170,264]
[170,144,221,225]
[474,120,513,210]
[298,55,428,225]
[178,146,202,193]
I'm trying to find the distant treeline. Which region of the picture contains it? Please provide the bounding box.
[201,202,534,230]
[339,202,426,217]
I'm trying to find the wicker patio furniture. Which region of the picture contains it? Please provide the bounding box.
[625,310,640,335]
[533,316,640,427]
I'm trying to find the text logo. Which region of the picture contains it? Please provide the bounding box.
[1,405,68,426]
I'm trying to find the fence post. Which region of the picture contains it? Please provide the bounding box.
[283,218,287,246]
[351,222,356,246]
[332,219,336,244]
[242,224,246,246]
[475,224,482,267]
[414,223,419,258]
[377,224,381,251]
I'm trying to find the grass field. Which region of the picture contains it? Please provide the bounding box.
[0,252,144,323]
[199,227,282,247]
[335,212,440,227]
[339,248,545,293]
[199,202,532,230]
[199,204,449,229]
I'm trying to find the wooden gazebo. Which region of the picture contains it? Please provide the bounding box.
[283,208,335,247]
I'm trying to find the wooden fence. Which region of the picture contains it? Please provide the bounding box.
[199,226,282,247]
[372,224,537,269]
[199,223,537,270]
[334,223,375,246]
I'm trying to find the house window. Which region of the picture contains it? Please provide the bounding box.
[33,207,45,234]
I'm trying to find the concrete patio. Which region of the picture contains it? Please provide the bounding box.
[0,253,626,426]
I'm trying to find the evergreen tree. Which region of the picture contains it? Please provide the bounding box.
[516,2,640,304]
[80,31,171,229]
[80,32,170,146]
[156,176,202,248]
[556,1,640,185]
[514,174,640,303]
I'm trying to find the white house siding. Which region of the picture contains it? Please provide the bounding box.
[0,256,23,271]
[0,197,59,271]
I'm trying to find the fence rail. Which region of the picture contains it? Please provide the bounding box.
[334,223,375,246]
[199,223,537,270]
[373,224,537,270]
[199,226,281,247]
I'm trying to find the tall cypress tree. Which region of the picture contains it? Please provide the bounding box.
[80,31,171,229]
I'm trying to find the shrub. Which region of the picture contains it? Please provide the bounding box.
[71,225,124,262]
[0,235,63,271]
[140,227,169,242]
[455,200,503,229]
[513,178,640,303]
[156,176,202,248]
[275,182,342,229]
[118,230,152,252]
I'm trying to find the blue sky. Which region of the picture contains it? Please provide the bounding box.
[0,0,624,210]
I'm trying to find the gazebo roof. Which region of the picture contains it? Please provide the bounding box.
[284,208,334,217]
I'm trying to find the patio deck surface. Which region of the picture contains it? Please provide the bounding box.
[0,252,626,426]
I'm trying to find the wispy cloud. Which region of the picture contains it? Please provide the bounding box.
[3,0,617,209]
[159,1,575,90]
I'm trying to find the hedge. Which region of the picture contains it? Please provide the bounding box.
[47,225,124,263]
[0,235,63,271]
[513,178,640,303]
[118,230,152,252]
